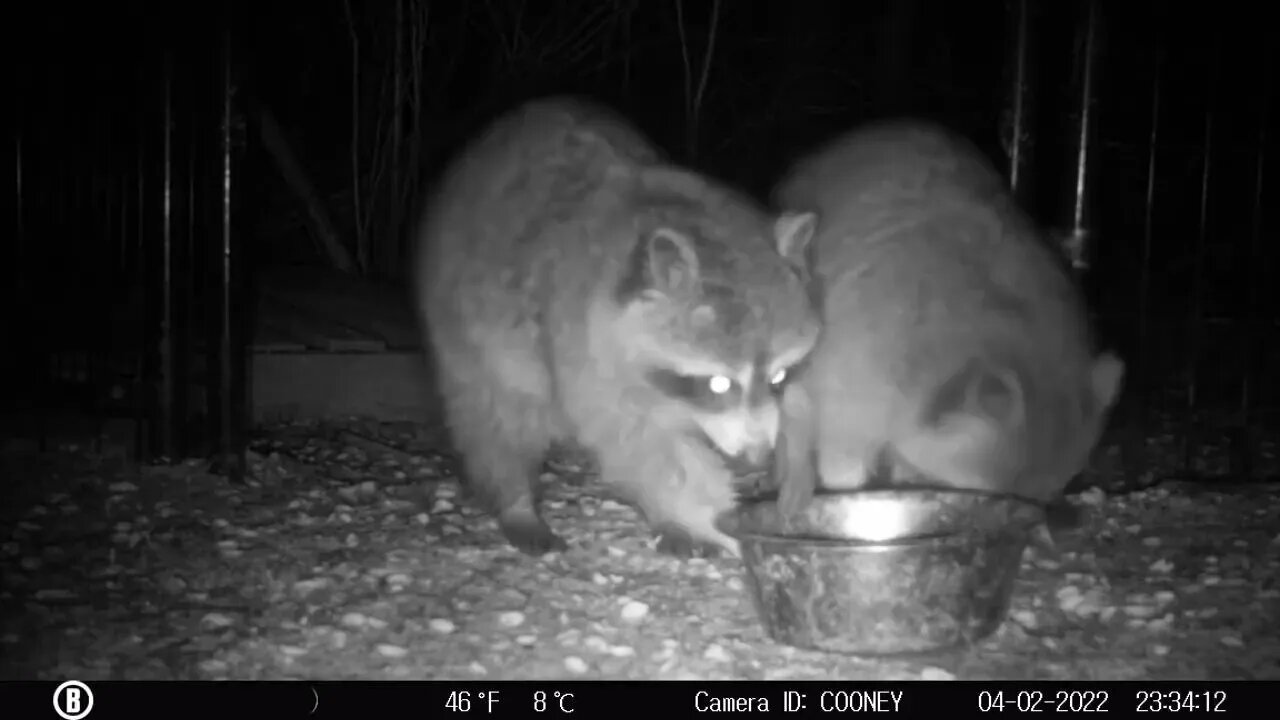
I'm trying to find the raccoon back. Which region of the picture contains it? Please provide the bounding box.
[414,98,658,339]
[774,120,1120,505]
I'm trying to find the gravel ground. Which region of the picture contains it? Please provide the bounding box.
[1,417,1277,681]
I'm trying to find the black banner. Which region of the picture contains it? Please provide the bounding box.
[4,680,1264,719]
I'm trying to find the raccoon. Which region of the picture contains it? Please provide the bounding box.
[414,97,820,556]
[771,120,1124,519]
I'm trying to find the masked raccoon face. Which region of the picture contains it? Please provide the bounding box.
[643,352,808,473]
[613,212,820,473]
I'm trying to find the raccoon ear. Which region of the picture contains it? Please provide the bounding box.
[645,227,701,294]
[774,211,818,266]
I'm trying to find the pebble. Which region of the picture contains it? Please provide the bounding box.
[564,656,589,674]
[1056,587,1084,612]
[1009,609,1038,628]
[198,659,230,675]
[703,644,731,662]
[201,612,235,631]
[1079,487,1106,505]
[620,600,649,623]
[920,667,956,680]
[498,611,525,628]
[376,644,409,658]
[294,578,330,595]
[1124,604,1159,619]
[429,618,456,634]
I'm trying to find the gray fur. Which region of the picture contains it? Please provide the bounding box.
[414,97,819,555]
[772,120,1124,517]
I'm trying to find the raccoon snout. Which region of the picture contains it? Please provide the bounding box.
[722,444,775,476]
[690,427,775,475]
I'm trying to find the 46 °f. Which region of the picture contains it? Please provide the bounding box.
[445,690,503,713]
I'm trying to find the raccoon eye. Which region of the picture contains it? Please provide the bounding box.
[770,368,788,386]
[708,375,733,395]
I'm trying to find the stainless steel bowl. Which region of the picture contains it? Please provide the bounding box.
[717,488,1047,656]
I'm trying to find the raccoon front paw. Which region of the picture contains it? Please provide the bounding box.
[654,528,728,559]
[499,515,568,555]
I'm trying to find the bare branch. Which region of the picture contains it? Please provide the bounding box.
[341,0,366,272]
[674,0,693,123]
[674,0,722,158]
[692,0,722,124]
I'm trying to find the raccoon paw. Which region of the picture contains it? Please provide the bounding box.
[499,514,568,555]
[654,528,728,559]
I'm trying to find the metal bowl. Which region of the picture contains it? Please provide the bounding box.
[717,487,1046,656]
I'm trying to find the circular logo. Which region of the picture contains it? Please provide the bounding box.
[53,680,95,720]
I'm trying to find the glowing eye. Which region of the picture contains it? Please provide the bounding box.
[708,375,733,394]
[770,368,788,386]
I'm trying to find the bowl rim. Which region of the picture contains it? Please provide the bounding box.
[731,527,974,546]
[719,486,1050,543]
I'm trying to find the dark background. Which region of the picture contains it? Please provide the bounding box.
[7,0,1277,473]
